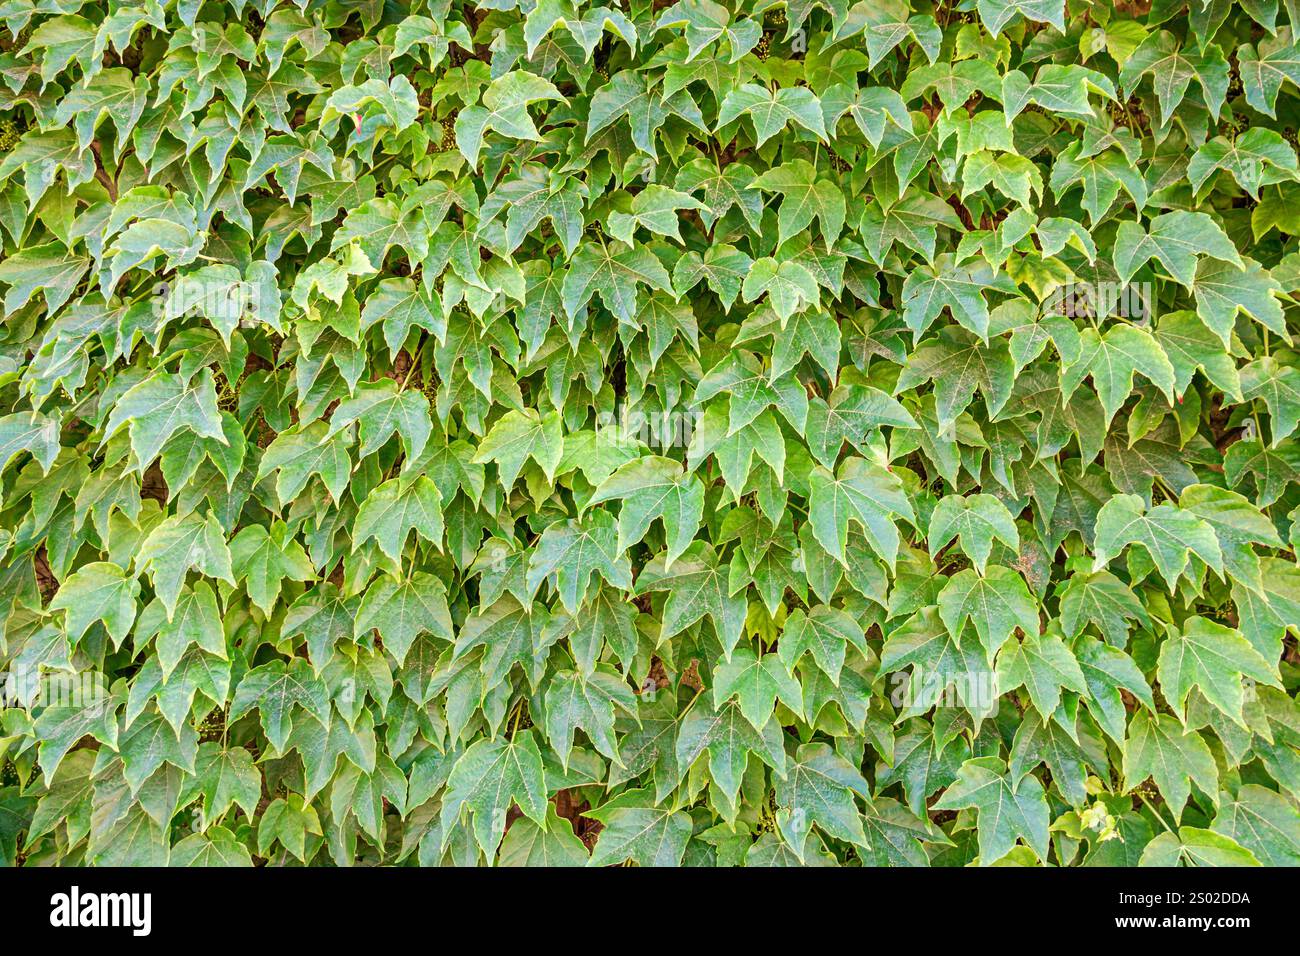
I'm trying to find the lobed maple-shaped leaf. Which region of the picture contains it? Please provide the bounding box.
[932,756,1050,864]
[441,730,549,858]
[1092,494,1224,592]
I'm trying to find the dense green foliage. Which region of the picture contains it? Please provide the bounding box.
[1,0,1299,868]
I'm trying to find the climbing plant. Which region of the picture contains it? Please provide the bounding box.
[0,0,1298,867]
